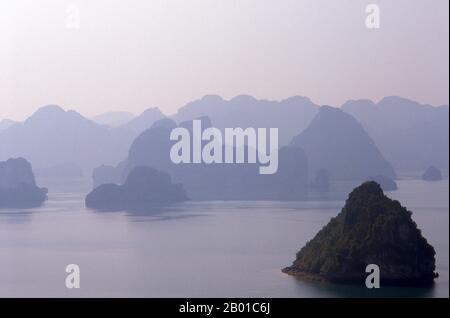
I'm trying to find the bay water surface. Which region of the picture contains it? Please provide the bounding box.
[0,179,448,297]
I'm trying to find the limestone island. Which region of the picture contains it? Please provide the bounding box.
[422,166,443,182]
[0,158,48,208]
[85,166,188,211]
[282,181,437,286]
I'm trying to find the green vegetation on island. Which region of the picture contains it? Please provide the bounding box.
[283,181,437,286]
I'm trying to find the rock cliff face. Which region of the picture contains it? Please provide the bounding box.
[283,181,437,286]
[0,158,48,208]
[85,166,188,210]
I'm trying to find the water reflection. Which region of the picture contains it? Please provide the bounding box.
[0,209,34,223]
[289,276,436,298]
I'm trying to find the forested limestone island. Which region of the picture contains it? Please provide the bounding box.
[282,181,437,286]
[85,166,188,211]
[421,166,443,182]
[0,158,48,208]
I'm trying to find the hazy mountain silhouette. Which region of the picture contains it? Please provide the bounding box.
[3,95,446,194]
[172,95,319,146]
[290,106,396,181]
[94,117,309,201]
[0,158,48,208]
[0,119,17,131]
[0,105,132,176]
[366,175,398,191]
[342,96,449,176]
[91,160,130,189]
[310,168,331,192]
[422,166,443,181]
[118,107,165,136]
[92,111,135,127]
[86,166,188,211]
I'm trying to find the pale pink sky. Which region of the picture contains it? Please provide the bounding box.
[0,0,448,121]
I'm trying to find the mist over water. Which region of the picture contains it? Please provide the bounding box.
[0,179,447,298]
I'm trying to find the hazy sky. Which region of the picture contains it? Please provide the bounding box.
[0,0,448,121]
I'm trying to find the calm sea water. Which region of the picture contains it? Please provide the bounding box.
[0,179,448,298]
